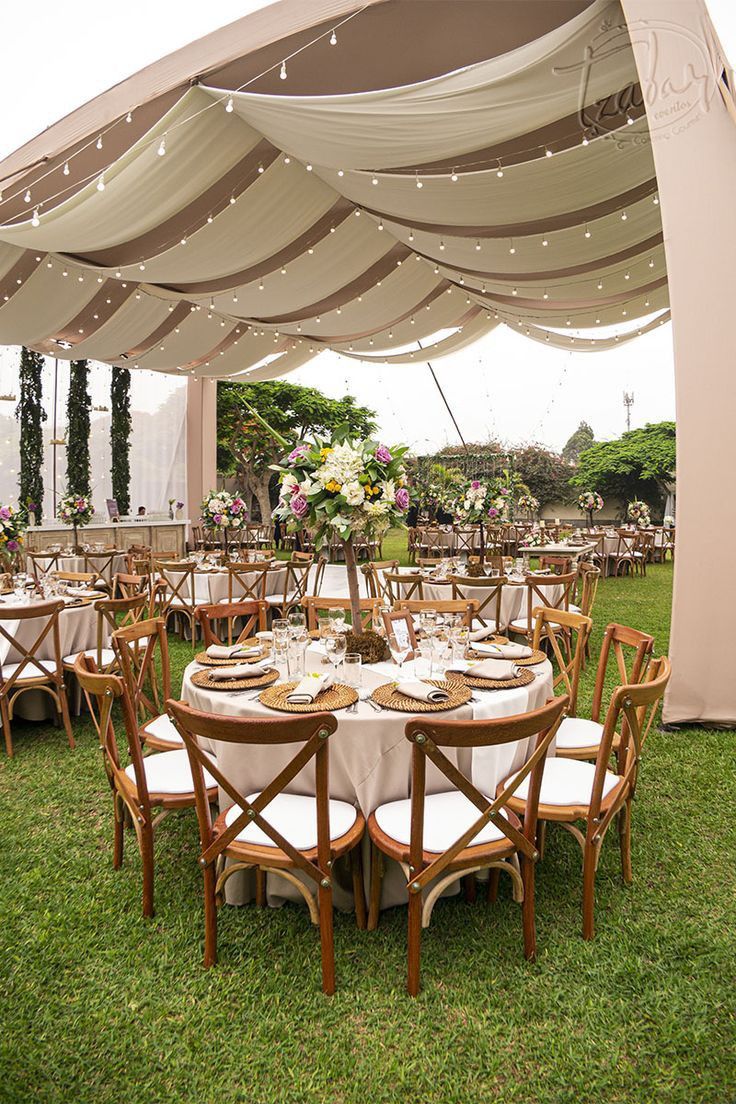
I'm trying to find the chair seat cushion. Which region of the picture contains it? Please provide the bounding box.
[125,748,216,795]
[374,790,507,853]
[224,792,357,850]
[556,716,604,750]
[0,659,58,680]
[508,758,619,808]
[142,712,183,747]
[63,648,116,667]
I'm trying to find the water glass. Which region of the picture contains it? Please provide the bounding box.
[387,632,411,674]
[415,642,433,680]
[329,607,347,634]
[288,609,306,638]
[324,633,347,675]
[287,636,308,679]
[318,615,333,640]
[343,653,362,689]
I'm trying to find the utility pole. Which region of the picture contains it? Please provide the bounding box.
[623,391,634,432]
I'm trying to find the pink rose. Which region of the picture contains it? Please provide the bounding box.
[0,506,10,520]
[375,445,392,464]
[213,513,223,525]
[6,539,19,551]
[471,480,481,490]
[487,507,499,518]
[395,487,410,511]
[290,493,309,519]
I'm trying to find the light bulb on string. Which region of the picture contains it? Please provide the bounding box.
[157,135,166,156]
[581,133,590,146]
[97,175,105,192]
[649,257,655,268]
[512,287,518,295]
[306,163,313,171]
[439,240,445,250]
[597,279,603,289]
[451,168,458,182]
[653,194,659,205]
[543,290,549,300]
[584,224,591,238]
[283,156,291,164]
[475,240,481,251]
[415,173,423,188]
[624,270,631,280]
[31,209,40,226]
[329,29,337,45]
[544,146,553,158]
[496,160,504,178]
[621,210,627,220]
[377,220,384,231]
[509,239,516,254]
[96,135,103,150]
[225,95,234,113]
[126,111,133,123]
[280,60,287,80]
[63,161,70,176]
[408,228,414,242]
[542,237,549,246]
[23,189,31,203]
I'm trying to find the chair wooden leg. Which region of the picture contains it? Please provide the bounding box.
[582,841,597,940]
[486,867,500,904]
[255,866,267,907]
[521,855,537,961]
[0,695,13,757]
[367,843,383,931]
[318,882,335,995]
[203,863,218,968]
[407,889,423,996]
[113,795,124,870]
[350,846,367,930]
[463,873,477,903]
[57,684,75,750]
[619,799,633,885]
[537,819,547,860]
[140,823,154,918]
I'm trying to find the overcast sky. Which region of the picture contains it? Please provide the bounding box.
[1,0,733,455]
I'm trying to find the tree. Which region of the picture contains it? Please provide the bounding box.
[572,421,676,516]
[66,359,91,496]
[217,381,377,522]
[111,367,131,514]
[15,347,47,516]
[562,421,595,464]
[512,444,573,509]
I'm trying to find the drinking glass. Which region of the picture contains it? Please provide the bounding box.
[13,573,29,603]
[329,607,347,634]
[419,608,438,640]
[343,653,362,689]
[387,632,411,675]
[318,615,333,640]
[415,641,433,680]
[288,609,306,638]
[324,633,346,676]
[287,636,309,679]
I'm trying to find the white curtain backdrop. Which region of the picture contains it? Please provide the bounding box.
[0,346,186,517]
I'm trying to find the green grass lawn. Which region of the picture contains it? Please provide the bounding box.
[1,542,735,1104]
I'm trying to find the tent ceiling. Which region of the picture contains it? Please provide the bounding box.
[0,0,668,379]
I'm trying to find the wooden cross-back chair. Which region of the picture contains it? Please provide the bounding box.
[197,600,268,647]
[166,700,366,994]
[53,570,96,586]
[310,554,327,597]
[155,560,199,641]
[268,561,311,619]
[417,527,445,558]
[112,617,182,752]
[531,608,592,716]
[509,571,577,640]
[75,656,217,918]
[417,556,443,569]
[27,550,61,582]
[406,527,418,564]
[394,598,478,628]
[503,657,670,940]
[468,553,504,574]
[383,571,424,604]
[291,550,314,564]
[449,575,506,631]
[0,600,74,756]
[633,531,654,575]
[63,593,148,689]
[82,550,118,590]
[367,696,569,994]
[554,622,655,761]
[538,555,573,575]
[227,563,272,604]
[611,531,638,575]
[302,596,381,633]
[361,560,400,602]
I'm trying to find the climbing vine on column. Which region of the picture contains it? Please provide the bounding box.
[111,366,131,514]
[15,346,47,516]
[66,358,91,496]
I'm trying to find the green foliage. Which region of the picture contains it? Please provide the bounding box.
[15,346,46,516]
[424,441,572,510]
[509,445,572,509]
[562,420,595,463]
[66,359,91,497]
[110,367,131,514]
[573,421,676,513]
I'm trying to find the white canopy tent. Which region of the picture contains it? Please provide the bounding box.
[0,0,733,724]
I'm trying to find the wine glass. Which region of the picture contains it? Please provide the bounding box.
[324,633,346,677]
[419,608,438,641]
[288,608,306,639]
[387,632,411,676]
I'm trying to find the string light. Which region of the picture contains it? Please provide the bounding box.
[475,240,482,251]
[512,287,518,295]
[280,60,287,80]
[649,257,655,268]
[408,228,414,242]
[96,174,105,192]
[439,240,445,250]
[126,111,133,123]
[377,220,384,231]
[543,290,549,299]
[31,209,40,226]
[63,161,70,176]
[329,29,337,45]
[371,175,378,185]
[306,163,313,171]
[597,279,603,289]
[23,189,31,203]
[96,135,103,150]
[542,237,549,246]
[626,113,634,125]
[624,270,631,280]
[283,156,291,164]
[225,95,234,113]
[337,169,344,177]
[653,194,660,205]
[544,147,553,158]
[229,195,236,204]
[157,135,166,156]
[451,169,459,182]
[415,174,423,188]
[620,210,627,220]
[584,224,591,238]
[509,239,516,254]
[496,161,504,178]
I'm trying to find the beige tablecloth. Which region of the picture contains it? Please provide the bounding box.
[181,643,553,913]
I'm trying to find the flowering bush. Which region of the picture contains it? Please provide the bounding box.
[201,490,248,531]
[273,427,410,545]
[58,492,94,528]
[627,500,651,528]
[578,491,604,514]
[0,504,27,563]
[517,492,539,516]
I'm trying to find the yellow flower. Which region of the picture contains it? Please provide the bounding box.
[319,447,334,460]
[325,479,342,493]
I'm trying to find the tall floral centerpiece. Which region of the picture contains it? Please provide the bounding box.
[273,428,410,634]
[0,504,27,571]
[517,492,539,521]
[200,490,248,550]
[578,490,604,528]
[455,478,509,566]
[58,492,94,552]
[627,500,651,528]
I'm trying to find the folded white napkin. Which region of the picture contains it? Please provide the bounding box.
[209,663,271,681]
[396,680,449,703]
[287,673,334,704]
[469,625,497,642]
[467,659,519,681]
[471,642,532,660]
[206,643,261,660]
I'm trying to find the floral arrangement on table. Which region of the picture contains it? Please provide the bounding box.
[663,515,675,528]
[453,477,511,567]
[578,490,604,526]
[627,500,651,528]
[523,527,545,548]
[273,427,410,633]
[58,491,95,551]
[200,490,248,540]
[517,492,539,519]
[168,498,185,519]
[0,503,27,568]
[25,499,40,526]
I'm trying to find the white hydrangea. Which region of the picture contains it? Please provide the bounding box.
[343,481,364,506]
[320,442,364,487]
[380,479,396,501]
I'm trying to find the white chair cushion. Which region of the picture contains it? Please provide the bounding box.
[125,748,216,795]
[509,758,619,808]
[0,659,58,680]
[569,603,582,614]
[473,619,499,633]
[224,792,357,850]
[374,790,507,853]
[556,716,604,750]
[142,713,183,746]
[63,647,116,667]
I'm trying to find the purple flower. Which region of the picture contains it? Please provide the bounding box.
[487,507,499,519]
[375,445,392,464]
[27,502,38,512]
[6,539,19,552]
[500,487,509,496]
[176,501,184,511]
[471,480,481,490]
[288,444,309,465]
[395,487,410,511]
[290,493,309,520]
[213,513,223,525]
[0,506,10,520]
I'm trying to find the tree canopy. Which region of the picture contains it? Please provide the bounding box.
[572,421,676,511]
[217,380,376,521]
[562,421,595,464]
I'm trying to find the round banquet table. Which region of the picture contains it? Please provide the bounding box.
[0,595,103,719]
[165,563,286,604]
[181,642,553,913]
[394,571,562,632]
[27,551,127,583]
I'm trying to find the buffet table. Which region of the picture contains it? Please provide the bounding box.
[25,518,189,558]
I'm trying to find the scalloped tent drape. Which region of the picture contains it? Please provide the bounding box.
[0,0,732,723]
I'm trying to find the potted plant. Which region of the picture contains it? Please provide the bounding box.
[578,490,604,528]
[273,427,410,634]
[58,492,94,552]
